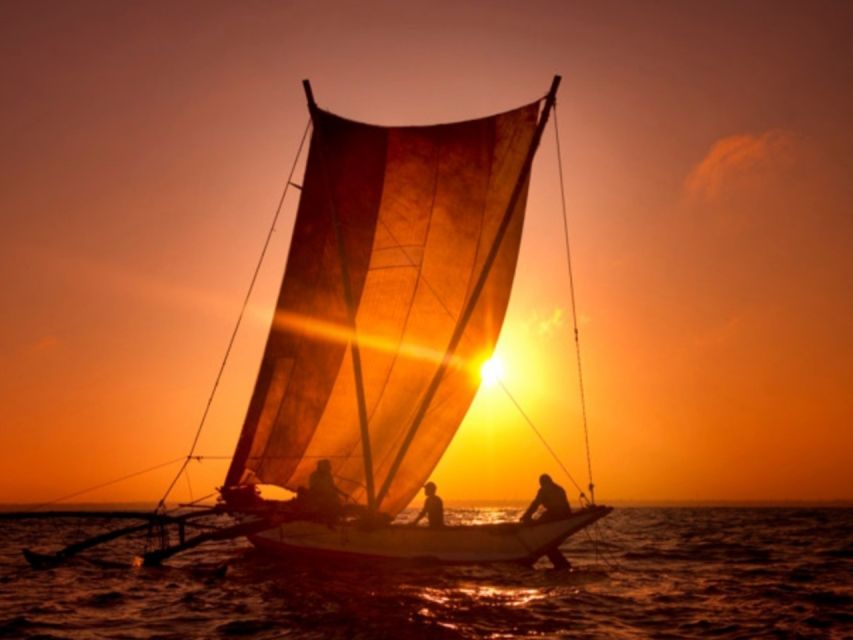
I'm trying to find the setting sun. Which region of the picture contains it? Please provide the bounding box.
[480,356,506,388]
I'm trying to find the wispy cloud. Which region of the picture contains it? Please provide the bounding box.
[522,308,568,337]
[685,130,797,202]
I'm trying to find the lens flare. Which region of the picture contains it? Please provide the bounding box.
[480,356,505,388]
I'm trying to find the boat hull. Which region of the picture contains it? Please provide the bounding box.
[249,505,611,565]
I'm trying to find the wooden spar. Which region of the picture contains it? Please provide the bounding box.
[375,75,563,510]
[19,504,319,568]
[0,510,182,521]
[21,508,221,568]
[141,516,275,566]
[302,78,377,513]
[24,522,152,568]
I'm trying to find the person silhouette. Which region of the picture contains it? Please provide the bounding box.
[521,473,571,523]
[411,481,444,527]
[306,459,347,521]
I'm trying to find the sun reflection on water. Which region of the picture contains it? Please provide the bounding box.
[456,585,545,608]
[416,582,546,614]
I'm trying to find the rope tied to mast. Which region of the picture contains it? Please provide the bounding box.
[26,457,186,512]
[554,104,596,505]
[498,381,585,499]
[155,117,312,513]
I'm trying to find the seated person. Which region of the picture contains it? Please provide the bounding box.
[219,483,264,510]
[521,473,571,523]
[411,481,444,527]
[304,459,347,521]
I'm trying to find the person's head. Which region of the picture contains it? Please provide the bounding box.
[317,459,332,473]
[424,481,437,496]
[539,473,553,488]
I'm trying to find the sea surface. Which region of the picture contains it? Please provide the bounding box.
[0,507,850,639]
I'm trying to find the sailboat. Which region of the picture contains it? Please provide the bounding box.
[19,76,611,569]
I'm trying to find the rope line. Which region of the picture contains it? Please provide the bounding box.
[27,457,185,511]
[155,117,312,512]
[498,381,584,497]
[554,106,596,504]
[163,492,218,514]
[583,521,622,570]
[184,465,194,502]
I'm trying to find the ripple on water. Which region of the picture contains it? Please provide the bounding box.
[0,508,851,638]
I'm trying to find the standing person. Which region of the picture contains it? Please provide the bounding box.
[411,481,444,527]
[521,474,571,523]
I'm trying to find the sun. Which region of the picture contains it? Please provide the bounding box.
[480,355,505,388]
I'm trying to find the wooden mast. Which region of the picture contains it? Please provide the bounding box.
[302,79,377,513]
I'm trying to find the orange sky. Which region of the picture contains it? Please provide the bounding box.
[2,1,852,506]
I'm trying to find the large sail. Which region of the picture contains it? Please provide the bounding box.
[226,99,540,516]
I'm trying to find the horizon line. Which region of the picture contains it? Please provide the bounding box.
[2,498,852,511]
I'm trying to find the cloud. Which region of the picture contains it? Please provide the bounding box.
[522,308,568,337]
[685,130,798,202]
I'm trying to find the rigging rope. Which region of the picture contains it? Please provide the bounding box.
[28,456,185,511]
[155,117,312,512]
[163,492,218,514]
[553,106,596,504]
[498,381,585,498]
[184,465,194,502]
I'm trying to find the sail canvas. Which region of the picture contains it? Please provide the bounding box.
[227,102,540,516]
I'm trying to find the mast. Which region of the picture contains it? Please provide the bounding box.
[375,76,562,510]
[302,80,377,512]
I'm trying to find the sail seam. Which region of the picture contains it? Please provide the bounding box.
[237,123,319,484]
[461,112,518,309]
[335,135,444,492]
[369,116,525,498]
[374,79,561,510]
[256,231,349,479]
[371,119,507,491]
[307,100,381,510]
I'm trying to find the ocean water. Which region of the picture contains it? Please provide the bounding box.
[0,507,850,639]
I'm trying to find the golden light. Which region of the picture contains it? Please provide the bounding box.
[480,355,505,388]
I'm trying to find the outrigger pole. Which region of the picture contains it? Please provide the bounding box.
[20,508,222,568]
[375,75,562,510]
[139,514,274,566]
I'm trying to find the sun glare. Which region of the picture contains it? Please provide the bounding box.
[480,356,505,388]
